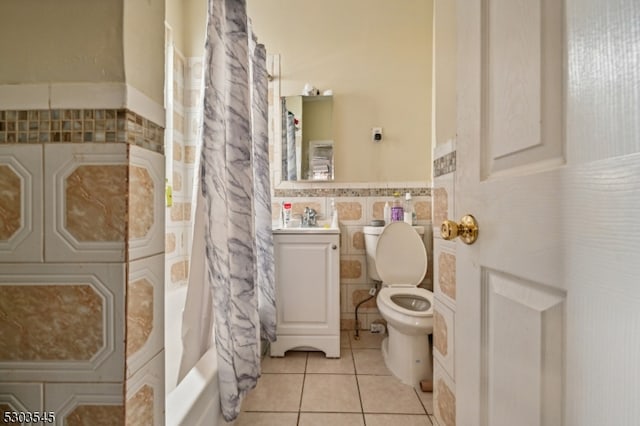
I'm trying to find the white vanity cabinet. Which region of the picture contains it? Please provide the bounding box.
[270,228,340,358]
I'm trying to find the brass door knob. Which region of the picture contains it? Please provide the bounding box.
[441,214,479,245]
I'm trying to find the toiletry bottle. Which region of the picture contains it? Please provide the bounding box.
[383,202,391,225]
[391,192,404,222]
[330,198,339,228]
[404,192,416,225]
[281,202,292,228]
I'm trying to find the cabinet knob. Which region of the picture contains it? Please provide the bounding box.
[332,244,337,250]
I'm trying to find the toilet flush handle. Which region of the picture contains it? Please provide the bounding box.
[441,214,479,245]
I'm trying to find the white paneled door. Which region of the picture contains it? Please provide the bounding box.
[454,1,640,426]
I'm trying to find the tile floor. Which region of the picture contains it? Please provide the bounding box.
[233,331,439,426]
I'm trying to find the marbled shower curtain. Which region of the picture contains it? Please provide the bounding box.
[198,0,275,420]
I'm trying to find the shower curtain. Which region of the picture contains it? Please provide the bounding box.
[283,106,297,180]
[179,0,275,421]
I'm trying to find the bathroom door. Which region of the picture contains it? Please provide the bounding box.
[454,1,640,425]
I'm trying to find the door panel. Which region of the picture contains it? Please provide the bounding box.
[482,269,564,426]
[482,0,564,179]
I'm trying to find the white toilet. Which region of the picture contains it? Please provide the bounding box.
[364,222,434,388]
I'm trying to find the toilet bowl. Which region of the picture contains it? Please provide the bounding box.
[364,222,434,388]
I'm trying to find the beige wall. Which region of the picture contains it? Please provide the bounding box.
[248,0,433,183]
[166,0,186,53]
[124,0,166,105]
[433,0,457,147]
[0,0,124,84]
[166,0,207,57]
[183,0,208,57]
[0,0,165,107]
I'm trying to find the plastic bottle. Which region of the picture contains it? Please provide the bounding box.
[330,198,339,228]
[404,192,416,225]
[383,202,391,225]
[281,202,292,228]
[391,193,404,222]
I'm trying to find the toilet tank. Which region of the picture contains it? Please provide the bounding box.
[363,225,424,282]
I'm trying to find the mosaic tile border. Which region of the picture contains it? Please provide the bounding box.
[0,109,164,154]
[434,151,456,178]
[274,186,431,198]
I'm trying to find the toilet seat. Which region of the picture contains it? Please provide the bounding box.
[378,287,433,318]
[375,222,427,286]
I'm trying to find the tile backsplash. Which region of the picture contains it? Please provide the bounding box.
[0,109,164,153]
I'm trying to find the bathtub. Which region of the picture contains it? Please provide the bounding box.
[165,285,227,425]
[166,347,227,426]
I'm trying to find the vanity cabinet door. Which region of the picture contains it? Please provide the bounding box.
[273,234,339,337]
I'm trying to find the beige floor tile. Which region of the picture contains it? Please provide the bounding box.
[306,348,355,374]
[352,349,392,375]
[350,331,386,349]
[341,331,351,348]
[430,414,439,426]
[365,414,432,426]
[301,374,361,412]
[298,412,365,426]
[261,351,308,373]
[233,412,299,426]
[241,374,304,412]
[358,375,425,414]
[416,389,434,414]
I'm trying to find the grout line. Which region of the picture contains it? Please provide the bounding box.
[414,387,430,416]
[351,346,367,424]
[296,351,309,425]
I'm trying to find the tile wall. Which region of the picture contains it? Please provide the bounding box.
[432,140,457,426]
[0,109,165,424]
[163,47,203,393]
[165,50,200,293]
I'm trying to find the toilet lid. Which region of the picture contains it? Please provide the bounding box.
[375,222,427,286]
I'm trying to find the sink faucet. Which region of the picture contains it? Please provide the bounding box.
[302,207,318,227]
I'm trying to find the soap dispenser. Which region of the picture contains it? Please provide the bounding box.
[383,202,391,225]
[330,198,339,228]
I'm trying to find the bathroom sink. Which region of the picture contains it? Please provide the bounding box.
[272,226,340,234]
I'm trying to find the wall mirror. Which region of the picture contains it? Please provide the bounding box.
[281,95,334,181]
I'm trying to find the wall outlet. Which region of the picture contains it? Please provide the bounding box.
[372,127,383,142]
[370,323,386,334]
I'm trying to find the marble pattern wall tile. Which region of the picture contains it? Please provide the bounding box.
[437,246,457,304]
[335,198,365,225]
[433,301,455,376]
[125,350,164,426]
[129,145,165,261]
[0,165,21,240]
[169,258,189,286]
[415,198,433,222]
[44,383,123,425]
[44,143,127,262]
[126,254,164,379]
[339,255,367,284]
[434,362,456,426]
[347,284,378,312]
[66,405,125,426]
[0,263,125,382]
[0,284,103,361]
[0,144,43,262]
[65,164,128,242]
[0,383,43,418]
[339,225,365,256]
